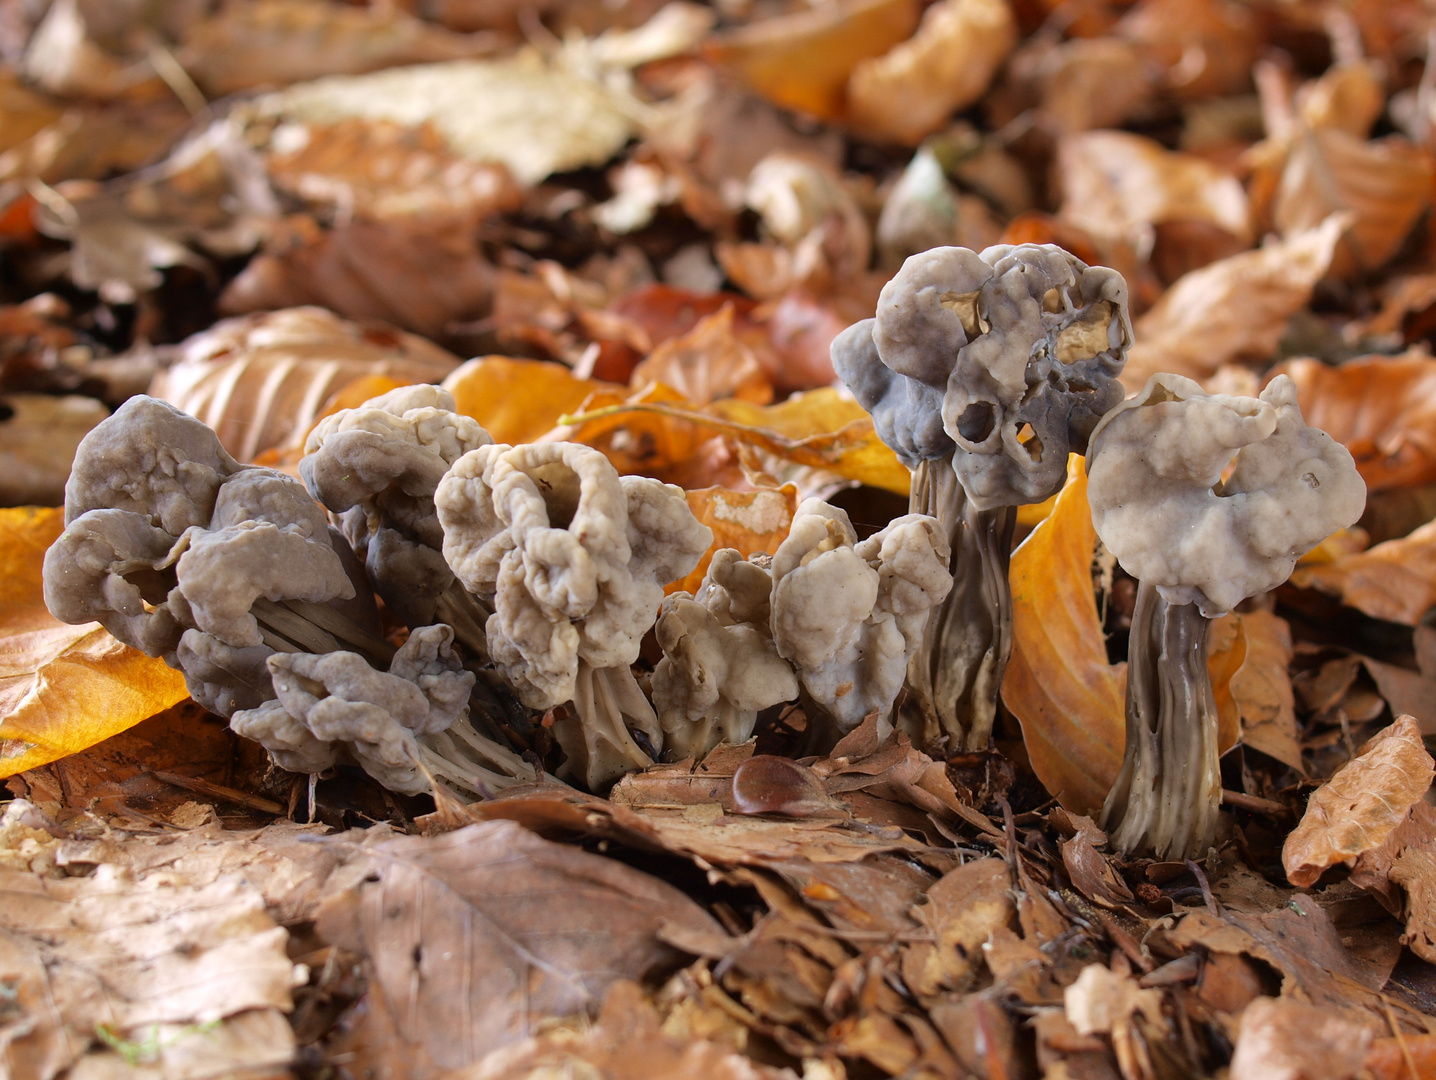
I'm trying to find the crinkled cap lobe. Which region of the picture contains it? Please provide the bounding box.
[831,319,954,468]
[1087,373,1367,617]
[64,395,243,534]
[437,442,712,709]
[232,625,474,792]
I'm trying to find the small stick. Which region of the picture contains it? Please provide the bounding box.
[1221,789,1291,819]
[151,771,284,815]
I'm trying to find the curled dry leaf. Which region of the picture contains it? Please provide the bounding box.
[219,213,499,341]
[1228,996,1372,1080]
[1004,457,1124,814]
[703,0,920,121]
[0,507,190,779]
[675,485,798,596]
[1057,130,1251,249]
[1116,0,1259,100]
[1230,609,1303,772]
[264,119,523,224]
[1289,517,1436,626]
[1271,353,1436,494]
[630,305,774,405]
[1282,715,1435,888]
[151,306,462,462]
[1268,126,1434,279]
[1122,214,1345,389]
[314,820,732,1075]
[846,0,1017,146]
[1351,801,1436,961]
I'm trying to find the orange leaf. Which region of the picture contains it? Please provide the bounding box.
[1004,457,1126,815]
[0,507,190,778]
[1230,610,1303,773]
[1272,353,1436,494]
[674,486,799,596]
[444,356,622,446]
[1209,612,1246,756]
[1282,715,1435,888]
[1290,518,1436,627]
[705,0,920,120]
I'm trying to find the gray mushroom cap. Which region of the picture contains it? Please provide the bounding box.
[64,395,242,534]
[832,244,1132,507]
[300,384,492,627]
[1087,373,1367,617]
[230,625,475,794]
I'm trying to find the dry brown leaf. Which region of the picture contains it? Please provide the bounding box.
[1004,457,1125,814]
[179,0,506,97]
[1122,215,1345,389]
[1228,996,1373,1080]
[1057,130,1251,249]
[0,507,190,779]
[463,981,795,1080]
[265,119,523,224]
[314,820,732,1075]
[1116,0,1260,100]
[1231,610,1303,772]
[900,857,1015,1000]
[1290,518,1436,626]
[1283,716,1434,888]
[1269,127,1434,279]
[1272,353,1436,494]
[151,306,461,461]
[219,214,496,341]
[1351,800,1436,944]
[0,392,107,506]
[704,0,920,121]
[0,853,297,1080]
[1024,36,1154,134]
[676,485,798,596]
[1365,1035,1436,1080]
[845,0,1017,146]
[630,305,773,405]
[1210,612,1247,755]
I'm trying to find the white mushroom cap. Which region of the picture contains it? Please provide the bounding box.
[1087,373,1367,617]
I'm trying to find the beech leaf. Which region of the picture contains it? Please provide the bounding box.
[676,484,798,596]
[313,820,733,1075]
[1282,715,1435,888]
[1290,517,1436,626]
[0,507,190,779]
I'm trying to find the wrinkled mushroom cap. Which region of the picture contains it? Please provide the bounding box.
[64,395,242,534]
[833,244,1131,507]
[436,441,712,709]
[1087,373,1367,617]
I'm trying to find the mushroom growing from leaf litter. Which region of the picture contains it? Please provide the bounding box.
[1087,373,1366,859]
[832,243,1131,751]
[44,395,539,798]
[436,440,713,789]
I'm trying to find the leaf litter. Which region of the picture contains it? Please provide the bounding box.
[7,1,1436,1078]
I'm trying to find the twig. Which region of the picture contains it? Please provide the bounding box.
[150,771,284,815]
[1221,789,1291,819]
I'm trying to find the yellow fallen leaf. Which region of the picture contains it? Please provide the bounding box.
[1283,715,1435,888]
[1231,610,1304,774]
[0,507,190,778]
[674,485,799,596]
[1209,612,1247,756]
[1004,457,1126,814]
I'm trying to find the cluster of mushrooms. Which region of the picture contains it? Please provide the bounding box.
[43,242,1366,860]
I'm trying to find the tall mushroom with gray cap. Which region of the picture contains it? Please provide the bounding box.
[832,243,1130,751]
[436,441,713,789]
[1087,373,1365,859]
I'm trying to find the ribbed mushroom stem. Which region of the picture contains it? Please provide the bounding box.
[1101,580,1221,860]
[901,454,1015,753]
